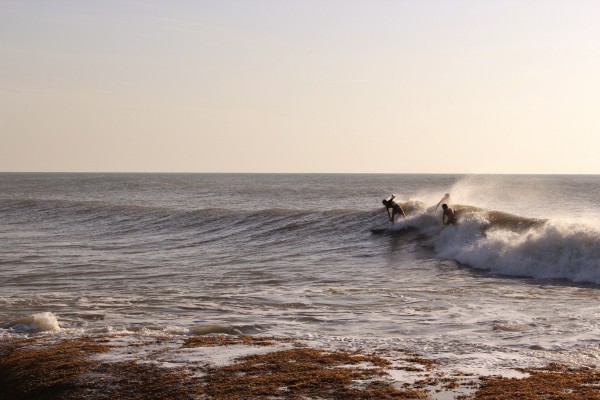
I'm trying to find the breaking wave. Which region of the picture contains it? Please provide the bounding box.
[393,201,600,284]
[2,312,62,333]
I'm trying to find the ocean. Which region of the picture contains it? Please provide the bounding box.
[1,173,600,376]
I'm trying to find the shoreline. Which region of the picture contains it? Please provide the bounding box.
[2,334,600,399]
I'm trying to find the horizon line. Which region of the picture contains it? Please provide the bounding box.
[1,171,599,176]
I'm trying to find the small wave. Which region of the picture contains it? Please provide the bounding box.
[491,320,538,333]
[189,324,268,336]
[2,312,62,333]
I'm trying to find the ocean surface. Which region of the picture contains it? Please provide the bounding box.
[2,173,600,373]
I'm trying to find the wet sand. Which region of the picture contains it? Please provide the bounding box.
[1,334,600,400]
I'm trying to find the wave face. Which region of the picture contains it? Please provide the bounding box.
[0,197,380,255]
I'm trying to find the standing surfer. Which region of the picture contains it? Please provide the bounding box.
[382,195,405,223]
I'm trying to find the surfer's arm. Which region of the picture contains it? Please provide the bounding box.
[399,206,406,217]
[434,197,444,211]
[435,194,450,211]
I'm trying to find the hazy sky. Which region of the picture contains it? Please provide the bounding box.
[2,1,599,173]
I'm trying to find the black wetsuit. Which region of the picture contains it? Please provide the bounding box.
[443,208,457,225]
[391,202,405,219]
[383,198,405,222]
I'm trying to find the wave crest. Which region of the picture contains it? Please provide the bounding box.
[402,204,600,284]
[2,312,62,333]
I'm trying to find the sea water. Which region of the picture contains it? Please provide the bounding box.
[1,173,600,371]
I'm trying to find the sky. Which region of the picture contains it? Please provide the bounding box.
[1,0,599,174]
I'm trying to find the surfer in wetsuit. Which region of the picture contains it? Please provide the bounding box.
[382,195,405,223]
[441,203,457,225]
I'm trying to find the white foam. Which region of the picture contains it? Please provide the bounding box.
[436,218,600,284]
[402,205,600,284]
[6,312,62,333]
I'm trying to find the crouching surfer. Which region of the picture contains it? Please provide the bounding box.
[441,203,457,225]
[382,195,405,224]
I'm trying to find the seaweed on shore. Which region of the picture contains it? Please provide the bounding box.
[203,347,425,399]
[0,336,111,400]
[467,363,600,400]
[182,334,294,348]
[2,335,599,400]
[0,335,424,400]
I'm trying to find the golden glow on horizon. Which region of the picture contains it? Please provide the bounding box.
[1,1,599,173]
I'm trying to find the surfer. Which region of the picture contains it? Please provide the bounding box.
[435,193,451,211]
[382,195,405,223]
[441,204,457,225]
